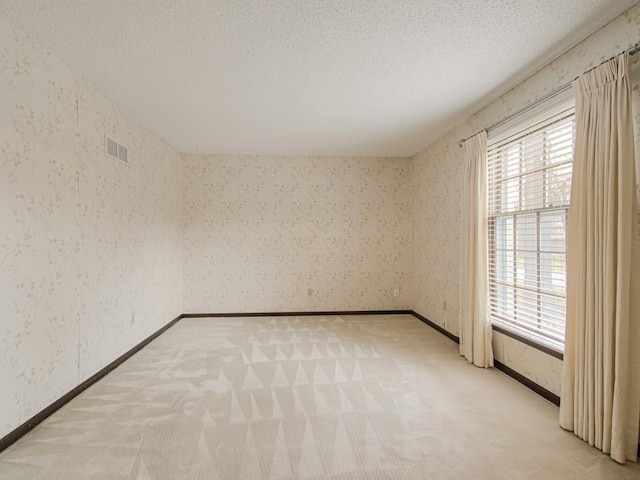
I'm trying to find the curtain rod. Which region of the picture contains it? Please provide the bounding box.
[457,42,640,147]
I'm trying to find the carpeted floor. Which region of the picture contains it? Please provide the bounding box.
[0,314,638,479]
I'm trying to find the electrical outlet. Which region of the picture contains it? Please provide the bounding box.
[131,312,135,325]
[393,288,399,297]
[443,301,447,311]
[308,288,314,297]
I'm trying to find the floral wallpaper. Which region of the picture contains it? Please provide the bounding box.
[0,15,183,439]
[2,0,640,444]
[182,155,411,313]
[76,79,183,382]
[411,3,640,395]
[0,18,79,436]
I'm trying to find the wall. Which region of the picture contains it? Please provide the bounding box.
[2,1,639,444]
[411,4,640,396]
[0,16,183,439]
[183,155,411,313]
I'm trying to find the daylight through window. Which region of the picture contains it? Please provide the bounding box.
[487,101,575,349]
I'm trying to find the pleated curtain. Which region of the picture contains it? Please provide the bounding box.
[559,53,640,464]
[459,131,493,368]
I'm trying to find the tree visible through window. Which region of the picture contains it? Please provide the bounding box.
[487,107,574,349]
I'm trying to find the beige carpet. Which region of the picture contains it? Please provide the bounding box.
[0,314,638,479]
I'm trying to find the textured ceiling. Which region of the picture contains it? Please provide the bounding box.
[0,1,636,156]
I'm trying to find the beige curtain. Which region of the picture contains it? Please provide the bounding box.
[459,131,493,368]
[560,53,640,464]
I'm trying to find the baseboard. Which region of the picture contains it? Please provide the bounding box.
[0,309,563,456]
[409,310,460,344]
[409,310,562,408]
[493,360,560,406]
[0,309,411,453]
[182,310,413,318]
[0,314,183,454]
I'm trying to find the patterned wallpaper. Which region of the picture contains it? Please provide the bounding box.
[411,3,640,395]
[0,16,183,438]
[183,155,411,313]
[2,1,640,443]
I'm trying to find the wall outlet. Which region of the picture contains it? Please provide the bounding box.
[393,288,399,297]
[443,301,447,311]
[131,312,136,325]
[308,288,314,297]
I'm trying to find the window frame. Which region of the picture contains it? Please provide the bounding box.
[485,92,575,355]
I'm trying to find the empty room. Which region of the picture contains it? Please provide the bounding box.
[1,1,640,479]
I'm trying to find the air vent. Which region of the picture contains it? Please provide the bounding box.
[117,144,128,163]
[105,135,129,164]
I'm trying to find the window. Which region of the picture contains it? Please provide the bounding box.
[487,94,574,350]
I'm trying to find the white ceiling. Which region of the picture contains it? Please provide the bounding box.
[0,1,636,157]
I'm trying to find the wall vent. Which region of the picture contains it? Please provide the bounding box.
[105,135,129,164]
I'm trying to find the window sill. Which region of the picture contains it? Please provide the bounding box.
[492,323,564,361]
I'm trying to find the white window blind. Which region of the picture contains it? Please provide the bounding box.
[487,91,575,350]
